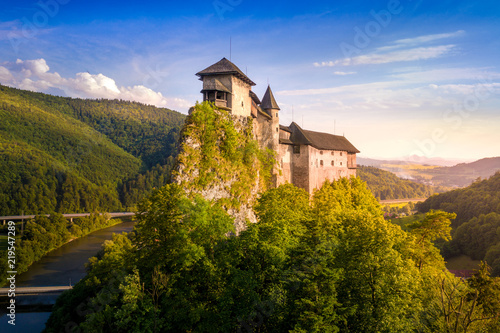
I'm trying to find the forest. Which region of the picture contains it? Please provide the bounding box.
[357,165,435,200]
[0,84,185,215]
[417,172,500,276]
[43,103,500,332]
[44,179,500,332]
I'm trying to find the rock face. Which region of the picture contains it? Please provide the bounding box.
[172,103,273,234]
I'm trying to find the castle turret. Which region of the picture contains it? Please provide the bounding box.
[196,58,255,117]
[261,85,280,151]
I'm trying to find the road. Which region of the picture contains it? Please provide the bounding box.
[0,212,135,221]
[379,198,426,204]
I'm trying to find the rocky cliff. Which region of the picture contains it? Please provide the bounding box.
[171,102,276,233]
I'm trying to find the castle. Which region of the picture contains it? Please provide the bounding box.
[196,58,359,194]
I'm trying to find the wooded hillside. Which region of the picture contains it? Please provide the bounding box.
[417,172,500,275]
[0,84,185,215]
[357,165,435,200]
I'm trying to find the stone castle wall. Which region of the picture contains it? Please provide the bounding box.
[291,144,311,193]
[230,76,252,117]
[307,146,350,191]
[277,143,293,186]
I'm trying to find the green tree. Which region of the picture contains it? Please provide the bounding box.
[408,210,456,270]
[311,177,421,332]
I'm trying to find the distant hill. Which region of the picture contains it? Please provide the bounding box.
[0,84,186,215]
[427,157,500,188]
[417,171,500,228]
[357,165,435,200]
[357,156,466,167]
[417,171,500,275]
[357,156,500,188]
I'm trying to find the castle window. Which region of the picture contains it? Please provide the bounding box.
[320,151,323,155]
[275,113,278,117]
[340,152,343,156]
[293,145,300,154]
[276,127,279,132]
[340,162,343,166]
[320,160,324,166]
[331,161,334,166]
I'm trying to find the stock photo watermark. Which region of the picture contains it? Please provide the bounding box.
[8,0,70,54]
[408,76,497,163]
[142,64,169,90]
[314,0,416,67]
[213,0,243,20]
[339,0,404,59]
[5,221,17,326]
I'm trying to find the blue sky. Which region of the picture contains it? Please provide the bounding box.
[1,0,499,161]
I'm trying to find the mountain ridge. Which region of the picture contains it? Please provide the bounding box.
[358,156,500,188]
[0,83,186,215]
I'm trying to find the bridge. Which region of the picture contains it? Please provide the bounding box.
[0,212,135,223]
[0,286,73,296]
[0,286,74,312]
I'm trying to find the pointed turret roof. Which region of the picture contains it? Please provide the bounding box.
[261,85,280,110]
[196,57,255,86]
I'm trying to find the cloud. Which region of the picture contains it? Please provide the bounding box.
[276,78,500,116]
[377,30,465,52]
[0,58,191,110]
[315,45,455,67]
[0,66,14,82]
[333,71,356,75]
[314,30,464,68]
[390,67,500,83]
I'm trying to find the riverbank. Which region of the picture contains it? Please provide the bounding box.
[0,213,134,287]
[0,220,135,332]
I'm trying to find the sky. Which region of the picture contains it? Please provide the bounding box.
[0,0,499,161]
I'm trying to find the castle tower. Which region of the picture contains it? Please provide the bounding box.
[196,58,255,117]
[261,85,280,152]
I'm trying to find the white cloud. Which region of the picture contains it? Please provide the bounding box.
[0,58,191,110]
[316,45,455,67]
[0,66,14,82]
[377,30,465,52]
[314,30,464,68]
[390,67,500,83]
[276,78,500,116]
[333,71,356,75]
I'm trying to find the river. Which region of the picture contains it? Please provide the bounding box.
[0,220,135,332]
